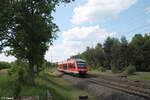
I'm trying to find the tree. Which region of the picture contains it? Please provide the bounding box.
[83,47,97,69]
[94,43,105,67]
[104,37,121,71]
[0,0,75,86]
[120,36,128,68]
[69,34,150,72]
[129,34,144,71]
[143,34,150,71]
[111,38,121,70]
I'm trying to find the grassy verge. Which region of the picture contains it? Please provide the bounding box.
[0,69,96,100]
[88,70,120,76]
[0,74,65,100]
[42,70,97,100]
[89,70,150,80]
[128,74,150,80]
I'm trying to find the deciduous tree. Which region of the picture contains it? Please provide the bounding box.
[0,0,75,86]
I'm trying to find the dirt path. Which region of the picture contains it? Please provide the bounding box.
[0,69,8,75]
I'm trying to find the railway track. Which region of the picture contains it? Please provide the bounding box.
[91,74,150,89]
[85,77,150,100]
[58,72,150,99]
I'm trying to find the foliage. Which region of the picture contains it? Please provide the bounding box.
[46,61,57,68]
[0,61,11,70]
[8,60,29,85]
[98,67,106,72]
[111,65,117,73]
[125,65,136,75]
[7,60,29,97]
[70,33,150,72]
[148,66,150,71]
[0,0,75,86]
[0,70,96,100]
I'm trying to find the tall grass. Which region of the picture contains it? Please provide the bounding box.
[0,74,68,100]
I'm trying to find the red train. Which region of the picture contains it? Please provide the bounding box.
[57,59,88,75]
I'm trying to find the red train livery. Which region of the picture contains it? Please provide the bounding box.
[57,59,88,75]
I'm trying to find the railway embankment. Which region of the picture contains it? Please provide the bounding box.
[55,71,150,100]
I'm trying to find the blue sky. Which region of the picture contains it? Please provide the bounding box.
[0,0,150,62]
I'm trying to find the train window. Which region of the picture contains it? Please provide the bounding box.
[69,63,72,68]
[77,64,86,69]
[69,63,71,68]
[77,62,86,69]
[71,64,73,68]
[73,63,75,69]
[64,64,67,70]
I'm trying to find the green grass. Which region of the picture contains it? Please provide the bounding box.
[88,70,120,76]
[89,70,150,80]
[128,74,150,80]
[0,75,14,97]
[41,71,96,100]
[0,69,96,100]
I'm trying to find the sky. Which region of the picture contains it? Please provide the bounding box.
[0,0,150,62]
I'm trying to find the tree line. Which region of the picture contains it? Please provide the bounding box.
[0,60,56,71]
[70,34,150,72]
[0,61,11,70]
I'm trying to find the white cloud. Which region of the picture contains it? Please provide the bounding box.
[144,7,150,14]
[45,25,116,62]
[45,45,67,62]
[1,26,116,62]
[0,53,16,62]
[71,0,138,24]
[148,19,150,23]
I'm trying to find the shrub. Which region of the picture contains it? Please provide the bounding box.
[87,66,92,71]
[98,67,106,72]
[111,65,117,73]
[8,64,28,84]
[8,60,29,97]
[125,65,136,75]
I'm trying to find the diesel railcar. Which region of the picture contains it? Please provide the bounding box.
[57,59,88,75]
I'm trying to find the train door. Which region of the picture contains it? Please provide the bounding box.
[69,63,72,71]
[73,62,77,72]
[71,63,74,72]
[64,64,67,70]
[61,64,63,70]
[67,63,70,71]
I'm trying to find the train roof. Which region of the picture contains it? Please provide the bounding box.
[58,59,85,64]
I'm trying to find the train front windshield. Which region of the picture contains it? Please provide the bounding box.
[77,61,86,69]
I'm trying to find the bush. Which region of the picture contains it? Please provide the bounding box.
[8,63,28,84]
[98,67,106,72]
[8,60,29,97]
[125,65,136,75]
[111,65,117,73]
[87,66,92,71]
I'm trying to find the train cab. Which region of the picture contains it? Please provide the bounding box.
[76,60,87,75]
